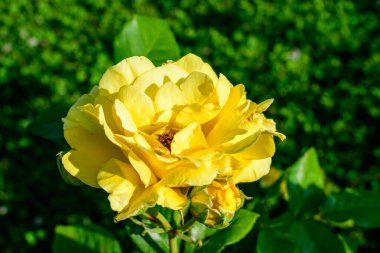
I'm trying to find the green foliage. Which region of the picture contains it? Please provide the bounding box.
[93,209,258,253]
[322,190,380,229]
[248,148,380,253]
[28,106,69,141]
[161,0,380,187]
[287,148,325,215]
[124,219,168,253]
[114,15,180,65]
[196,210,259,253]
[257,220,346,253]
[52,224,122,253]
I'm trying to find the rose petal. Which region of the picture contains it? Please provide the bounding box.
[114,186,160,221]
[159,165,217,187]
[156,187,188,210]
[256,98,274,113]
[113,99,137,133]
[216,74,232,107]
[128,151,157,187]
[174,53,218,84]
[174,103,220,128]
[155,81,185,111]
[99,56,154,99]
[171,122,208,155]
[179,72,214,105]
[234,158,272,183]
[118,85,155,128]
[220,130,261,154]
[206,109,244,146]
[237,133,275,160]
[97,159,142,211]
[62,127,125,187]
[63,87,99,131]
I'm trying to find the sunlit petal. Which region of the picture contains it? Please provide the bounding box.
[97,159,141,211]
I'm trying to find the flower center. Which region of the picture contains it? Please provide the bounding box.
[158,132,175,151]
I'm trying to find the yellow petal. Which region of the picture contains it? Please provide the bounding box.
[113,99,137,133]
[78,103,119,146]
[94,95,122,135]
[114,134,178,179]
[99,56,154,99]
[185,148,219,161]
[206,109,243,146]
[222,84,247,112]
[237,133,275,160]
[256,98,274,113]
[114,185,187,221]
[118,85,155,127]
[128,151,157,187]
[62,127,125,187]
[156,187,188,210]
[216,74,232,107]
[160,63,188,81]
[201,84,246,138]
[174,53,218,84]
[114,185,158,221]
[174,103,220,128]
[159,165,217,187]
[63,87,99,131]
[274,132,286,141]
[155,81,185,111]
[171,122,208,155]
[234,158,272,183]
[155,110,174,124]
[179,72,214,105]
[132,65,185,92]
[97,159,141,211]
[220,130,261,154]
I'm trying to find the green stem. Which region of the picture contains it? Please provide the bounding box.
[154,212,172,230]
[155,213,179,253]
[169,235,179,253]
[146,210,179,253]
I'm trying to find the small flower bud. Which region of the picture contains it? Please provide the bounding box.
[190,181,244,228]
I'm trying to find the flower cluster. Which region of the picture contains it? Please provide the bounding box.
[62,54,284,227]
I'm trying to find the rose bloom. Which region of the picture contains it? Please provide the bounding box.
[62,54,285,221]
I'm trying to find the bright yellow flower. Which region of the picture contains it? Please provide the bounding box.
[190,181,245,228]
[62,54,285,221]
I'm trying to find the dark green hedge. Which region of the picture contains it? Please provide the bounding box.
[1,0,379,252]
[160,0,380,188]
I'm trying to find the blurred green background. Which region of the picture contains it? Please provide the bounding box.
[1,0,379,252]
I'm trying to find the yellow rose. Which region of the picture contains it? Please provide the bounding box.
[61,54,285,221]
[190,180,245,228]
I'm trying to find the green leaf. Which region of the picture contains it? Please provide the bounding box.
[257,212,296,253]
[257,227,295,253]
[114,15,180,66]
[287,148,324,189]
[183,221,216,253]
[286,148,325,215]
[338,234,363,253]
[52,224,122,253]
[322,190,380,228]
[146,232,169,252]
[290,220,345,253]
[196,209,259,253]
[28,105,69,140]
[124,219,167,253]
